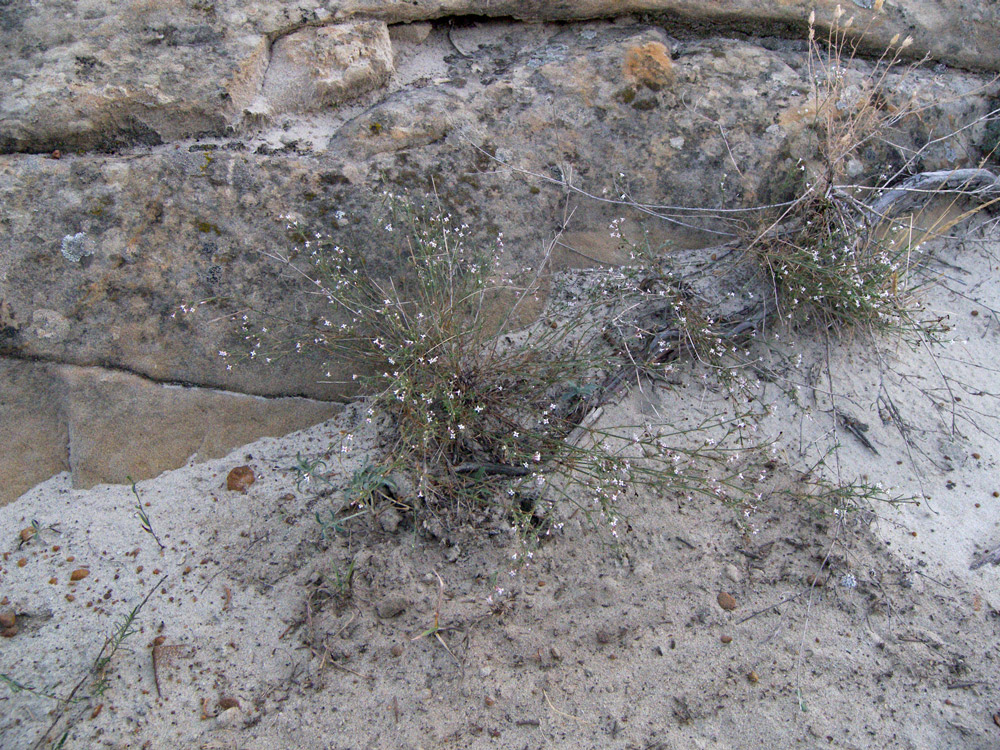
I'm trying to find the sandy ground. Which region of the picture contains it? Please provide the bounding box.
[3,227,1000,749]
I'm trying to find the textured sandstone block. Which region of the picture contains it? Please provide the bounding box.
[0,358,69,505]
[259,22,394,114]
[0,359,341,505]
[61,366,341,491]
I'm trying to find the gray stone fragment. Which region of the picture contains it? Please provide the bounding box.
[375,595,408,618]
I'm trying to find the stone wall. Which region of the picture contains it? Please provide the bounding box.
[2,1,997,503]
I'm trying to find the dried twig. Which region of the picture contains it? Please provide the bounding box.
[736,589,811,625]
[542,689,595,726]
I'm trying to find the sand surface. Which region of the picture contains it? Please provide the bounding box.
[3,226,1000,749]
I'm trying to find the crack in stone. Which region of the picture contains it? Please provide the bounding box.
[0,353,341,404]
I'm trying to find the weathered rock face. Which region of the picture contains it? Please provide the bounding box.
[1,1,998,503]
[257,21,394,115]
[2,1,998,155]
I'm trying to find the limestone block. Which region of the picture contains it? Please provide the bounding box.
[0,358,68,506]
[60,366,341,490]
[0,152,370,401]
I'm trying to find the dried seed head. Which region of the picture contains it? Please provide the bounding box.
[844,16,854,29]
[834,4,844,20]
[890,33,900,46]
[809,9,815,26]
[873,0,884,11]
[901,35,913,48]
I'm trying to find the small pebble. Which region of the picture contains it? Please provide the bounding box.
[1,626,18,638]
[226,466,255,493]
[632,560,654,579]
[390,644,404,657]
[214,706,242,728]
[375,596,407,619]
[550,646,562,661]
[19,528,35,543]
[717,591,738,611]
[17,558,27,568]
[379,508,402,534]
[806,574,826,587]
[720,635,733,644]
[747,670,759,684]
[596,628,613,644]
[70,568,90,581]
[724,563,741,583]
[0,611,15,628]
[218,696,240,710]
